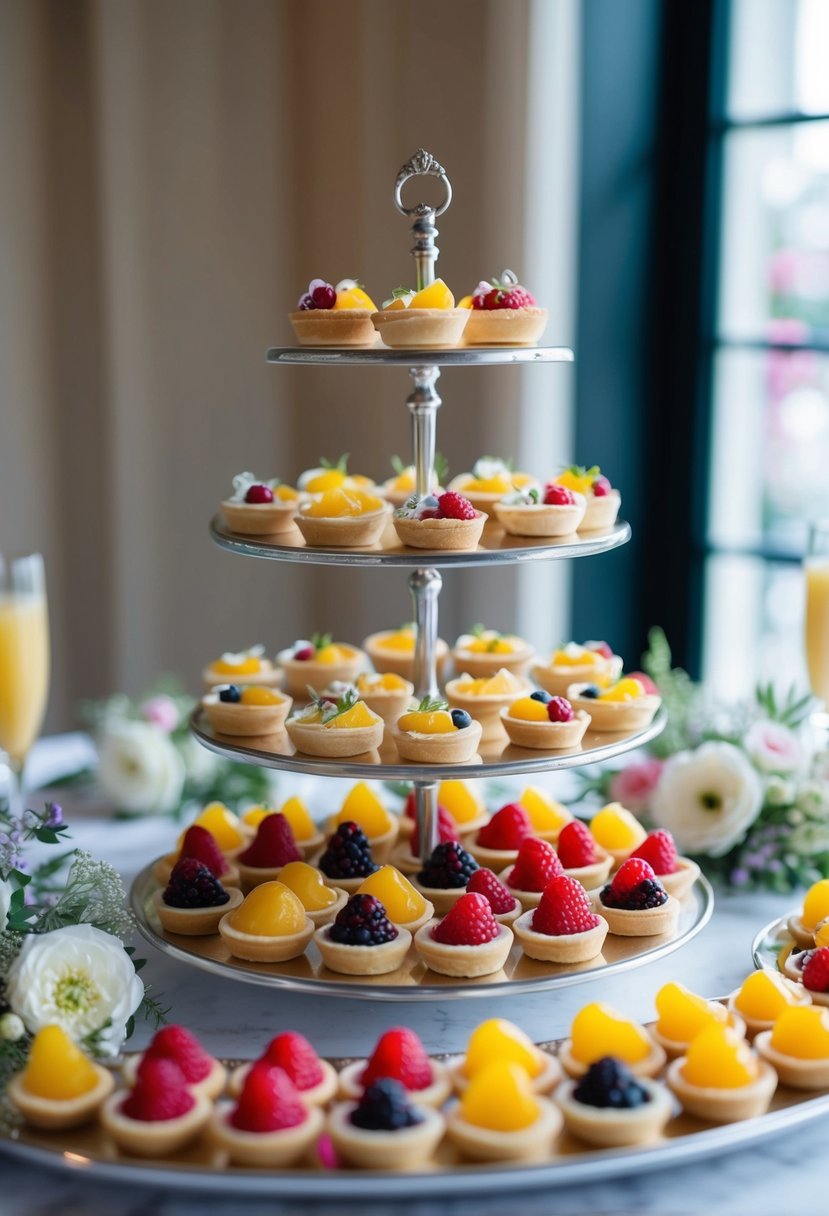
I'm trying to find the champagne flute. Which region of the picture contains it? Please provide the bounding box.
[0,553,50,812]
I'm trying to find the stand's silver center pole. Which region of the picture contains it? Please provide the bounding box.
[413,780,440,865]
[409,567,442,702]
[407,366,441,497]
[394,149,452,292]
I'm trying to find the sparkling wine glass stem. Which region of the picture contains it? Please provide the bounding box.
[413,780,440,864]
[409,567,442,702]
[407,365,441,497]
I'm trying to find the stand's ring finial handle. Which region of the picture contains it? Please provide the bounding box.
[394,149,452,218]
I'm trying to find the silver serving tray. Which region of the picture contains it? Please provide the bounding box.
[266,345,574,366]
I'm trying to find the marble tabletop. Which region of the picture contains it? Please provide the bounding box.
[2,736,824,1216]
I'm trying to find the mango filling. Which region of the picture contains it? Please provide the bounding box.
[214,656,262,675]
[304,487,384,518]
[518,786,572,833]
[243,805,273,829]
[507,696,549,722]
[410,279,454,310]
[328,703,377,730]
[239,687,283,706]
[277,861,338,911]
[357,672,409,692]
[590,803,646,851]
[397,710,457,734]
[279,796,318,841]
[230,881,307,937]
[570,1003,652,1066]
[22,1025,100,1100]
[376,628,416,653]
[334,284,377,310]
[438,780,485,825]
[734,970,803,1021]
[460,1061,540,1132]
[655,981,728,1043]
[552,646,600,667]
[336,783,394,836]
[681,1025,758,1089]
[455,670,522,697]
[801,878,829,930]
[769,1006,829,1060]
[598,678,646,703]
[357,866,426,922]
[185,803,245,852]
[463,1018,542,1079]
[465,632,517,655]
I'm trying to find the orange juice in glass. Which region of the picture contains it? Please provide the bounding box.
[0,554,49,804]
[805,521,829,706]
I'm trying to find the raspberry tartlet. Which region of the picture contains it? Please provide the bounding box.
[666,1024,777,1123]
[466,867,523,927]
[459,272,549,347]
[413,892,514,978]
[277,634,367,699]
[8,1025,115,1130]
[494,483,586,537]
[202,684,292,737]
[727,970,811,1039]
[120,1025,227,1101]
[202,644,281,691]
[555,1057,672,1148]
[286,689,384,758]
[501,691,590,750]
[555,820,613,889]
[559,1002,667,1080]
[362,622,449,681]
[754,1005,829,1090]
[393,491,487,551]
[327,1078,445,1169]
[597,858,680,937]
[229,1032,338,1106]
[211,1062,324,1166]
[220,471,302,535]
[451,625,534,679]
[318,822,379,894]
[796,946,829,1006]
[468,801,535,870]
[336,1027,451,1108]
[568,677,662,733]
[631,829,700,899]
[449,1018,561,1096]
[218,881,315,962]
[652,982,743,1059]
[554,465,621,532]
[314,893,412,975]
[356,865,434,933]
[513,874,608,964]
[446,669,531,741]
[446,1059,561,1162]
[235,813,302,889]
[100,1057,212,1157]
[371,279,469,349]
[414,841,480,914]
[392,697,482,764]
[498,836,564,908]
[447,457,539,514]
[276,860,347,927]
[154,858,243,936]
[151,823,241,888]
[295,486,391,548]
[531,640,623,698]
[290,277,379,347]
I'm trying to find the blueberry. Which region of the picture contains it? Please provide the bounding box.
[580,684,601,699]
[219,685,241,703]
[451,709,473,730]
[530,690,553,703]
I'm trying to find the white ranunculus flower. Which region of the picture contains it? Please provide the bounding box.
[744,719,802,774]
[650,741,763,858]
[6,923,144,1056]
[97,720,185,815]
[0,877,11,930]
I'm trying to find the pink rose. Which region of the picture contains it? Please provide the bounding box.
[608,757,665,812]
[140,694,180,733]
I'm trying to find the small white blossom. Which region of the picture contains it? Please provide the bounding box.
[0,1013,24,1041]
[97,720,185,815]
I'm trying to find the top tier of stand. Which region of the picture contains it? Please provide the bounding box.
[266,345,574,366]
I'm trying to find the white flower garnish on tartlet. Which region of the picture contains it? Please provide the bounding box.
[219,644,265,666]
[500,486,541,506]
[394,493,441,520]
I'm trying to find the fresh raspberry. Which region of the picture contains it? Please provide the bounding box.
[547,696,575,723]
[584,640,614,659]
[607,857,657,897]
[418,841,478,889]
[238,813,301,868]
[293,645,316,661]
[592,474,612,497]
[121,1057,195,1122]
[557,820,599,869]
[360,1028,433,1091]
[507,837,563,892]
[329,894,398,946]
[480,285,535,310]
[626,671,658,695]
[245,483,274,504]
[350,1078,423,1131]
[803,946,829,994]
[476,802,533,851]
[318,822,377,880]
[231,1062,307,1132]
[543,484,577,506]
[631,829,678,875]
[177,825,228,878]
[532,875,601,936]
[163,858,230,909]
[261,1032,324,1090]
[144,1025,213,1083]
[431,892,500,945]
[436,491,477,521]
[466,867,517,914]
[411,805,459,855]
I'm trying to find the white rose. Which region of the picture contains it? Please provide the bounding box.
[0,877,11,930]
[650,741,763,857]
[6,923,144,1056]
[744,719,802,774]
[97,720,185,815]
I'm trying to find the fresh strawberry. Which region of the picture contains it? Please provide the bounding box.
[475,802,532,851]
[436,491,477,521]
[230,1062,307,1132]
[608,857,658,897]
[803,947,829,994]
[626,671,658,695]
[557,820,599,869]
[122,1057,195,1122]
[261,1031,324,1090]
[237,813,301,867]
[543,484,577,506]
[631,829,679,875]
[177,825,228,877]
[411,805,459,855]
[431,892,500,945]
[466,867,517,914]
[360,1027,433,1091]
[507,837,563,892]
[547,696,575,723]
[144,1024,213,1083]
[532,875,601,936]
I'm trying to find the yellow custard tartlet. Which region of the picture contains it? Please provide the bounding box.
[362,623,449,681]
[451,625,534,678]
[202,644,281,691]
[371,279,469,349]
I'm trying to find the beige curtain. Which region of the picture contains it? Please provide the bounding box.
[0,0,578,733]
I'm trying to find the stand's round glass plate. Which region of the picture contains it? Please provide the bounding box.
[267,344,573,366]
[131,866,712,1002]
[752,913,799,972]
[209,515,631,568]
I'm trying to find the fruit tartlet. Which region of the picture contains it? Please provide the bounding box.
[450,1018,561,1095]
[202,684,292,737]
[652,982,742,1059]
[151,823,241,888]
[451,624,534,679]
[120,1025,227,1100]
[356,866,434,933]
[446,1060,562,1162]
[494,483,586,537]
[274,794,325,857]
[392,697,482,764]
[314,893,411,976]
[555,820,613,889]
[469,801,535,870]
[202,644,281,691]
[517,785,573,843]
[448,457,539,514]
[754,1005,829,1090]
[413,892,513,978]
[318,822,379,893]
[353,671,415,724]
[501,690,590,751]
[229,1032,338,1106]
[555,1057,672,1149]
[276,861,347,926]
[290,277,378,347]
[727,970,811,1038]
[531,640,623,698]
[513,874,608,964]
[568,677,662,733]
[328,1078,445,1170]
[235,812,303,888]
[559,1002,667,1080]
[337,1027,451,1107]
[211,1062,324,1166]
[219,881,315,963]
[787,877,829,947]
[278,634,367,698]
[554,465,621,531]
[371,279,469,349]
[362,622,449,680]
[459,272,549,347]
[630,829,700,899]
[589,802,647,867]
[8,1025,115,1130]
[219,471,302,535]
[666,1024,777,1123]
[295,486,391,548]
[393,491,487,551]
[100,1057,212,1157]
[330,782,399,863]
[286,689,384,758]
[154,858,243,936]
[597,858,679,937]
[381,454,447,507]
[415,841,480,914]
[446,668,530,741]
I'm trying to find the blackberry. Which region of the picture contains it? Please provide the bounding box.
[318,822,378,881]
[530,689,553,703]
[163,858,230,908]
[573,1057,649,1110]
[219,685,241,703]
[417,841,479,890]
[349,1078,423,1132]
[450,708,472,730]
[328,894,398,946]
[580,684,601,699]
[600,878,668,910]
